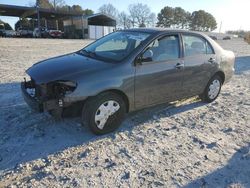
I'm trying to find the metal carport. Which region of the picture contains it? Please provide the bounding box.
[0,4,81,36]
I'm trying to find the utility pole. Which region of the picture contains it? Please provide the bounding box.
[219,21,222,33]
[54,0,56,10]
[36,0,41,37]
[54,0,58,30]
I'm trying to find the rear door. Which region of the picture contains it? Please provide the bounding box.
[135,34,184,108]
[181,34,217,96]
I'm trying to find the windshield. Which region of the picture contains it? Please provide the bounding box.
[81,31,150,62]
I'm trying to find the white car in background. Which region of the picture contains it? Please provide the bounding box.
[5,30,17,37]
[33,27,48,38]
[17,27,33,38]
[33,27,63,38]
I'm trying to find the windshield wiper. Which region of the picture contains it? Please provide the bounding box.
[79,49,96,58]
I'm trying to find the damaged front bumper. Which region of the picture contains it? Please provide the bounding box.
[21,82,43,112]
[21,80,64,116]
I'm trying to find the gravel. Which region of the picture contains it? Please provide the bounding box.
[0,37,250,187]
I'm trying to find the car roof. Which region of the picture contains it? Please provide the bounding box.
[122,27,206,36]
[120,28,224,54]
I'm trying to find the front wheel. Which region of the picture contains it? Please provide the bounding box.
[81,92,126,135]
[200,75,222,103]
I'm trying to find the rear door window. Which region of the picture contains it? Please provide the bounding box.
[183,35,214,56]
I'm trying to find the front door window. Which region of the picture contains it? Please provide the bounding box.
[143,35,180,62]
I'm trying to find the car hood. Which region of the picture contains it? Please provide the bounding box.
[27,52,111,84]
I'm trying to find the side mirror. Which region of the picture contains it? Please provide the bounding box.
[141,49,153,62]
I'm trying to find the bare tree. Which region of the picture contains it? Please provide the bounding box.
[98,4,118,18]
[49,0,65,10]
[28,0,65,9]
[30,0,53,9]
[128,3,154,28]
[27,1,36,7]
[118,11,131,29]
[147,13,156,27]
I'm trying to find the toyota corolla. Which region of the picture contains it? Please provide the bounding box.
[21,28,235,134]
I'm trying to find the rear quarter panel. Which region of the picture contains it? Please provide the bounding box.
[204,34,235,83]
[219,50,235,83]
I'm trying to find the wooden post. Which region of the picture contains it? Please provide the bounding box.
[56,20,59,30]
[36,0,41,37]
[81,16,84,39]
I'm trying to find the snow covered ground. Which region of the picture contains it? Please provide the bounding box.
[0,38,249,187]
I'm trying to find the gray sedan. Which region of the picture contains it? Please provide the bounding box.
[22,28,235,134]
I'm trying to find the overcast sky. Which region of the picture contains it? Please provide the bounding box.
[0,0,249,32]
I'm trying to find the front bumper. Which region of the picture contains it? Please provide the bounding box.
[21,82,43,112]
[21,82,63,114]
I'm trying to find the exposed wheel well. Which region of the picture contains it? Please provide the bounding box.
[214,71,225,84]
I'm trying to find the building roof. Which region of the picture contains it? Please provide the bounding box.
[0,4,82,19]
[83,13,116,21]
[84,13,116,27]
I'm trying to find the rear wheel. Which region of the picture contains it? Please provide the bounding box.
[82,92,126,135]
[200,75,222,103]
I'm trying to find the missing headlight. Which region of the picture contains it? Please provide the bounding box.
[52,81,77,97]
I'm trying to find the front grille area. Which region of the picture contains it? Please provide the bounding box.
[35,85,42,98]
[24,76,60,101]
[37,84,49,99]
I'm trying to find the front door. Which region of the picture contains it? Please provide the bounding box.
[135,34,184,109]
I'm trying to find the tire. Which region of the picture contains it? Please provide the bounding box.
[200,75,222,103]
[81,92,126,135]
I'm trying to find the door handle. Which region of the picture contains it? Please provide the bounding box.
[175,62,184,69]
[208,58,216,63]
